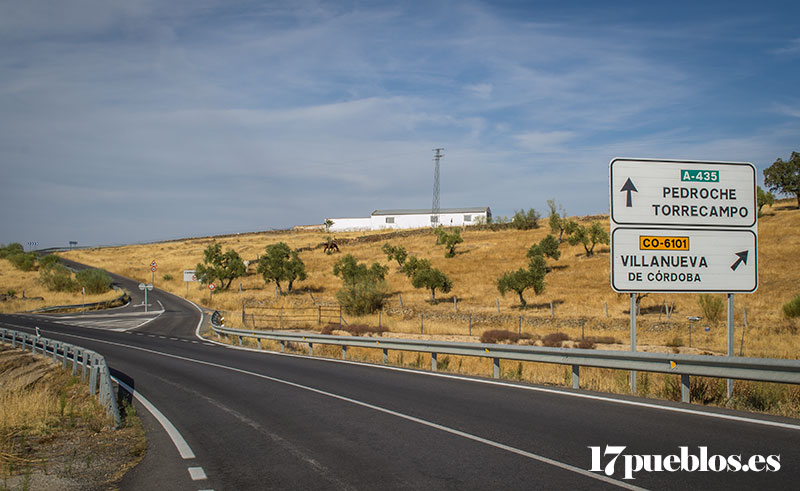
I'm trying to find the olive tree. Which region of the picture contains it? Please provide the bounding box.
[258,242,307,294]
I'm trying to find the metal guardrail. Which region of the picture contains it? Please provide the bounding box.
[210,313,800,404]
[28,289,129,314]
[0,328,121,427]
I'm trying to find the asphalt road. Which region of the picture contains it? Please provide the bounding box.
[2,262,799,490]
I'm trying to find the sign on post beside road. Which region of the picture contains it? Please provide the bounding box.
[610,159,756,228]
[610,158,758,294]
[183,270,197,282]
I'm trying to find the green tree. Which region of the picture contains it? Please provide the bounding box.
[257,242,307,293]
[382,243,408,268]
[324,219,334,232]
[434,227,463,258]
[195,243,246,290]
[511,208,541,230]
[333,254,387,286]
[38,254,60,271]
[39,263,76,292]
[763,151,800,209]
[400,255,432,279]
[497,268,543,307]
[526,234,561,261]
[411,266,453,303]
[547,200,570,242]
[567,221,609,256]
[8,252,36,271]
[756,185,775,217]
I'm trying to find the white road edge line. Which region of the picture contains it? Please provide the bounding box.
[112,376,196,460]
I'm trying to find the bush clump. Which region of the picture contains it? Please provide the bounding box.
[698,294,724,324]
[320,323,388,336]
[75,268,112,294]
[480,329,531,344]
[575,340,596,349]
[585,335,620,345]
[541,332,569,347]
[39,264,77,292]
[783,294,800,319]
[7,252,36,271]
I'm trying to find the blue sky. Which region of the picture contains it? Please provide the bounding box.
[1,0,798,249]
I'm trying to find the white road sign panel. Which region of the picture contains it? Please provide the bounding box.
[611,227,757,293]
[183,270,197,282]
[610,159,756,228]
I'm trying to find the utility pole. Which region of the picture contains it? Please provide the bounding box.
[432,148,444,226]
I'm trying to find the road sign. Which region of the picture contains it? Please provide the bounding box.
[610,159,756,228]
[138,283,146,290]
[151,260,157,267]
[183,270,198,282]
[611,228,757,293]
[209,283,215,291]
[151,266,157,272]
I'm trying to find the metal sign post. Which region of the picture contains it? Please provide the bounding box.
[151,260,157,285]
[138,283,154,312]
[183,270,197,296]
[610,158,758,397]
[209,283,215,305]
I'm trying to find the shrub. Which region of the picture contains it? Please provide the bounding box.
[335,279,388,315]
[0,242,24,258]
[575,340,596,349]
[783,294,800,318]
[480,329,531,344]
[541,332,569,347]
[666,336,684,348]
[321,323,388,336]
[40,264,76,292]
[511,208,540,230]
[162,273,174,281]
[38,254,60,270]
[7,252,36,271]
[434,227,463,258]
[698,294,724,324]
[75,268,112,294]
[585,336,620,345]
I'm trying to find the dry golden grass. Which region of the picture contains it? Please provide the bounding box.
[61,200,800,361]
[0,260,120,314]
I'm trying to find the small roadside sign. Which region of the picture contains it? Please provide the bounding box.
[151,260,157,267]
[209,283,215,291]
[183,270,198,282]
[151,266,157,272]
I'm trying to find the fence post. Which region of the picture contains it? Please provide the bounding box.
[572,365,580,389]
[242,302,245,324]
[550,301,554,318]
[379,310,382,329]
[454,297,457,312]
[581,319,585,340]
[496,298,500,313]
[318,306,321,326]
[399,294,403,307]
[518,316,522,335]
[420,313,424,334]
[469,314,472,336]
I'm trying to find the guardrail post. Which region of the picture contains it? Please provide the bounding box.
[308,342,313,356]
[238,335,243,346]
[280,341,285,352]
[52,342,58,363]
[257,338,261,349]
[493,358,500,379]
[382,348,388,364]
[62,345,68,369]
[572,365,580,389]
[89,361,98,396]
[342,345,347,360]
[681,374,690,403]
[72,349,78,376]
[431,352,438,371]
[82,352,90,381]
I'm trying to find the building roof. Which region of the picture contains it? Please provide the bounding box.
[371,207,490,216]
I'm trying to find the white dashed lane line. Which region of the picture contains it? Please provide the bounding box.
[188,467,208,481]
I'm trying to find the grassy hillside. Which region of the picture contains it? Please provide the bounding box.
[60,200,800,359]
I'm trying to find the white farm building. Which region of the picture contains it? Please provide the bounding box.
[327,207,492,232]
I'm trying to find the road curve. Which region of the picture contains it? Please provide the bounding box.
[1,261,798,490]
